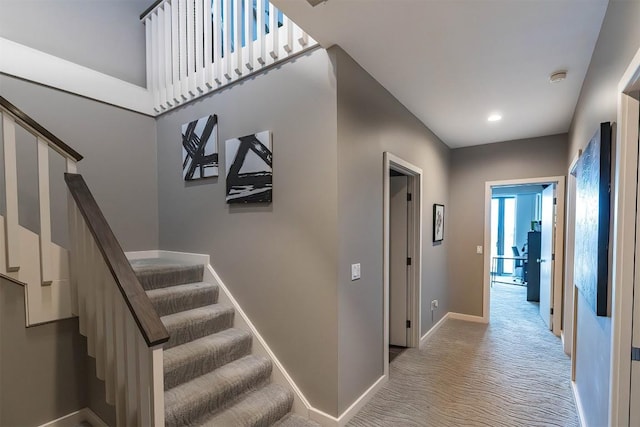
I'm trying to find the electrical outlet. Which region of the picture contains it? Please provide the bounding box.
[476,246,483,254]
[351,263,361,281]
[431,300,439,311]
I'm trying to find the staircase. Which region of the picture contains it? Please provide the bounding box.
[131,257,318,427]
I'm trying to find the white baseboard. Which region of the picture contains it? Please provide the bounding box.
[0,38,154,115]
[309,375,387,427]
[420,312,450,345]
[448,312,486,323]
[571,381,587,427]
[38,408,107,427]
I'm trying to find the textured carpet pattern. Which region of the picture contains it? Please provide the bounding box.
[131,258,319,427]
[348,283,578,426]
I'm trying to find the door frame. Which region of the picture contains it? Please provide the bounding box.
[563,150,581,359]
[383,152,422,377]
[608,45,640,427]
[483,176,566,336]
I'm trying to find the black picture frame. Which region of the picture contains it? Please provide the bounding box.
[433,204,444,242]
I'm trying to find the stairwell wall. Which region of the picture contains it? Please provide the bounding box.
[332,47,451,413]
[155,48,340,416]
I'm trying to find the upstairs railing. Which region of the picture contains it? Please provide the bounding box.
[66,173,168,426]
[141,0,316,112]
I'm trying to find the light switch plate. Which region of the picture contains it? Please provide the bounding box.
[351,263,361,281]
[476,246,483,254]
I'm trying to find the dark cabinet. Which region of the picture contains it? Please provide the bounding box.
[526,231,541,302]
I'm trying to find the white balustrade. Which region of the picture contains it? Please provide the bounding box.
[143,0,316,112]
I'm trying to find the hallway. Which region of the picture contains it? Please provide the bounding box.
[348,283,577,426]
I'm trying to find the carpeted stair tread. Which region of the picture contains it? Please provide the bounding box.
[164,328,252,390]
[130,257,204,290]
[273,413,322,427]
[147,281,219,316]
[162,304,235,349]
[165,355,272,427]
[198,383,294,427]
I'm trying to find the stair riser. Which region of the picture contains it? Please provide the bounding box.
[164,334,252,390]
[151,286,219,317]
[135,265,204,290]
[165,358,273,427]
[165,310,234,349]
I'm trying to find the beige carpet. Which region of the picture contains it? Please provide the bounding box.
[348,283,578,426]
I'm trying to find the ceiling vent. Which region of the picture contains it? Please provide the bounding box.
[307,0,327,6]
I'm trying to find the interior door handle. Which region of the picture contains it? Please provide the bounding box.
[537,259,545,263]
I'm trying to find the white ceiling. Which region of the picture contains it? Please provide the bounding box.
[272,0,608,148]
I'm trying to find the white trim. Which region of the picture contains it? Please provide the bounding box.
[309,375,387,427]
[563,150,581,357]
[125,250,162,260]
[37,408,107,427]
[448,312,486,323]
[383,152,423,380]
[420,312,449,345]
[572,381,588,427]
[609,44,640,427]
[483,176,565,329]
[0,38,155,115]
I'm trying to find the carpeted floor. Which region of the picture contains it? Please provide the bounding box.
[348,283,577,426]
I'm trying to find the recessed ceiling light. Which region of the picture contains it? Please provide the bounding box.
[550,70,567,83]
[488,114,502,122]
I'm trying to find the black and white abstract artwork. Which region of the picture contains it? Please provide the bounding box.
[182,114,218,180]
[225,131,272,203]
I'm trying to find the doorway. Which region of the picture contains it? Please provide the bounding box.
[483,177,566,336]
[383,152,422,377]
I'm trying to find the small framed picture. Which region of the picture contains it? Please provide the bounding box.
[433,204,444,242]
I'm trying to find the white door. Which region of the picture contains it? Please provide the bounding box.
[539,184,555,330]
[390,175,408,347]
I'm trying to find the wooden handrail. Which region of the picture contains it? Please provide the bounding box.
[140,0,163,20]
[0,96,83,162]
[65,173,169,347]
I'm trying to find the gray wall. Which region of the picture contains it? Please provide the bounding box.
[0,0,149,86]
[449,134,568,316]
[333,48,450,413]
[567,1,640,424]
[156,48,340,415]
[0,75,159,251]
[0,280,87,426]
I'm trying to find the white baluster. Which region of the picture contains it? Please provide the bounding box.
[244,0,253,71]
[125,313,140,426]
[203,0,213,87]
[76,217,87,335]
[94,257,106,381]
[297,24,309,47]
[213,0,223,84]
[256,0,266,66]
[67,180,79,315]
[269,2,278,60]
[86,238,97,358]
[104,271,116,406]
[150,346,165,427]
[283,14,293,53]
[150,15,161,112]
[187,0,197,95]
[223,0,232,80]
[114,292,127,427]
[164,3,175,104]
[157,8,169,108]
[37,137,52,285]
[179,0,189,99]
[171,0,181,102]
[3,114,19,272]
[145,17,153,94]
[137,335,152,427]
[195,0,205,91]
[234,0,243,76]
